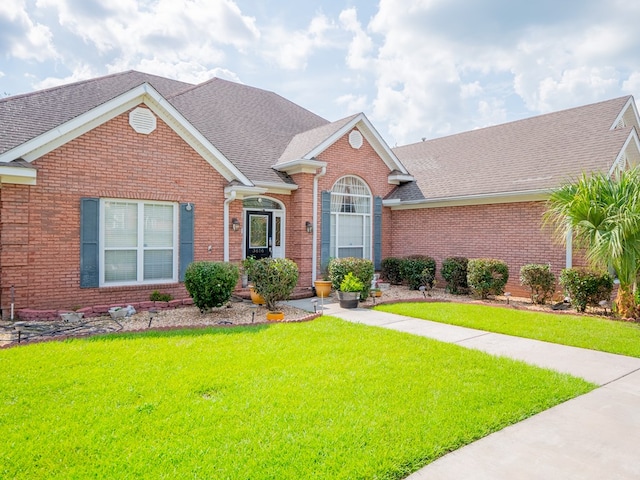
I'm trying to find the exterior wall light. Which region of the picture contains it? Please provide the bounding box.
[231,217,240,231]
[305,221,313,233]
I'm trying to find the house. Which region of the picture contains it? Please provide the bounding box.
[0,71,410,315]
[0,70,638,317]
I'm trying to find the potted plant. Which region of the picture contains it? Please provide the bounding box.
[59,306,84,323]
[242,257,299,320]
[337,272,364,308]
[314,267,332,298]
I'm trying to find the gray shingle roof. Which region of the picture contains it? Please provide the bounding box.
[0,71,193,156]
[389,96,635,202]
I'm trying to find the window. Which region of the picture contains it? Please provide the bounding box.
[101,200,178,285]
[330,176,372,259]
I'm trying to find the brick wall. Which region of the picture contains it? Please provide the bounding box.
[0,106,230,312]
[388,201,573,297]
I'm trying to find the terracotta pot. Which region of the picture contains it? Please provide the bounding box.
[249,286,265,305]
[266,311,284,321]
[314,280,332,298]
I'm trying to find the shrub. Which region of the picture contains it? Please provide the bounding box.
[340,272,365,292]
[441,256,469,294]
[559,268,613,313]
[400,255,436,290]
[150,290,173,302]
[184,261,239,312]
[243,257,299,311]
[381,257,404,285]
[328,257,374,301]
[467,258,509,299]
[519,264,556,305]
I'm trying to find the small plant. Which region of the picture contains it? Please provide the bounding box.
[559,268,613,313]
[242,257,299,311]
[381,257,404,285]
[150,290,173,302]
[400,255,436,290]
[467,258,509,299]
[520,264,556,305]
[328,257,374,301]
[441,257,469,294]
[184,261,239,312]
[339,272,364,292]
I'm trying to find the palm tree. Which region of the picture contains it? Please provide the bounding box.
[545,167,640,317]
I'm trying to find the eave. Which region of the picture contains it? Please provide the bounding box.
[384,189,549,210]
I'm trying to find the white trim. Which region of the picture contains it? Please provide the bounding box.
[242,196,286,259]
[312,166,326,283]
[384,189,549,209]
[252,181,299,195]
[610,96,640,130]
[608,129,640,177]
[0,166,37,185]
[566,227,573,269]
[387,172,414,185]
[272,158,327,175]
[0,83,253,186]
[224,184,267,200]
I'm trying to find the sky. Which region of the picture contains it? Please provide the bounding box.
[1,0,640,147]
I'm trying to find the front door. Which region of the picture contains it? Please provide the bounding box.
[246,211,273,259]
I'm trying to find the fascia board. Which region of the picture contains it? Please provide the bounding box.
[608,129,640,176]
[0,165,37,185]
[386,189,549,210]
[610,97,640,130]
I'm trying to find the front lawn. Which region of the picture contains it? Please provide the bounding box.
[0,317,593,479]
[375,302,640,357]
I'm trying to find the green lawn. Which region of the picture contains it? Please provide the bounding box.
[0,317,593,479]
[375,302,640,357]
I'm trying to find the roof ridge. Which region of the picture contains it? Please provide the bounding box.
[397,95,633,149]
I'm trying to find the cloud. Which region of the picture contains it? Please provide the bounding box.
[339,7,373,70]
[336,93,368,113]
[0,0,57,61]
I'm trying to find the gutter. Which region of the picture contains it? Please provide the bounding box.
[383,188,550,209]
[223,190,236,262]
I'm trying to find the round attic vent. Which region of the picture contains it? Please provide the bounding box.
[349,130,363,149]
[129,107,157,135]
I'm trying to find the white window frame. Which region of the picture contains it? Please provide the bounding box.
[99,199,179,286]
[330,175,372,260]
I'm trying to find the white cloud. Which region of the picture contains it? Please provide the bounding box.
[33,64,99,90]
[336,93,368,113]
[0,0,57,61]
[339,8,373,70]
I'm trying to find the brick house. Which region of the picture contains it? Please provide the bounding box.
[0,71,638,315]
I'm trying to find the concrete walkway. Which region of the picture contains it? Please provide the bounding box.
[287,298,640,479]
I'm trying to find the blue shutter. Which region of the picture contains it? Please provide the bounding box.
[320,191,331,270]
[80,198,99,288]
[179,203,194,281]
[373,196,383,271]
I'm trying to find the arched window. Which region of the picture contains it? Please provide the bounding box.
[330,176,372,259]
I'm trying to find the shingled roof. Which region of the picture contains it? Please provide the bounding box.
[389,96,640,204]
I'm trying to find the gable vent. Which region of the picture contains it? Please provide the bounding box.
[129,107,157,135]
[349,130,363,149]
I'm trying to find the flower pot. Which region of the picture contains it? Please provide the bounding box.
[314,280,332,298]
[266,311,284,321]
[337,291,360,309]
[249,286,265,305]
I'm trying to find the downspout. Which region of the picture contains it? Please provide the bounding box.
[223,191,237,262]
[312,166,327,284]
[566,226,573,269]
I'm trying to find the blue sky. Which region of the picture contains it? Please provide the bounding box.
[2,0,639,146]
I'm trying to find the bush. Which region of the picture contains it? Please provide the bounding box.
[184,261,239,312]
[340,272,364,292]
[400,255,436,290]
[441,257,469,294]
[150,290,173,302]
[381,257,404,285]
[243,258,299,311]
[559,268,613,313]
[328,257,374,301]
[467,258,509,299]
[520,264,556,304]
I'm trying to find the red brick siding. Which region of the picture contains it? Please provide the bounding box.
[0,106,230,312]
[389,201,572,297]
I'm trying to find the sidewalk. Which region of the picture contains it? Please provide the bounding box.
[287,298,640,479]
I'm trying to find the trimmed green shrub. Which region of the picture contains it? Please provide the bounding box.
[328,257,374,301]
[441,256,469,294]
[150,290,173,302]
[559,268,613,313]
[520,264,556,305]
[381,257,404,285]
[400,255,436,290]
[243,257,299,311]
[467,258,509,299]
[184,261,239,312]
[340,272,365,292]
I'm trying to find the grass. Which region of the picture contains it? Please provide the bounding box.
[0,317,593,479]
[375,301,640,357]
